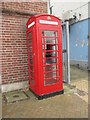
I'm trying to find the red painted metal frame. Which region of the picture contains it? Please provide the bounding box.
[26,14,63,96]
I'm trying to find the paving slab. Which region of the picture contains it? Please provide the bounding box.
[3,90,28,103]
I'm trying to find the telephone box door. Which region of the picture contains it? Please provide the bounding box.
[39,28,63,93]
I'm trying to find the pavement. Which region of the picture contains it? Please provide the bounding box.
[2,66,88,118]
[70,66,88,103]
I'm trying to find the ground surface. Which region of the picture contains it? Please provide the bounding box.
[2,66,88,118]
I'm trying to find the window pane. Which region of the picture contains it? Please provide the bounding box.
[42,30,59,86]
[28,32,32,39]
[42,31,57,37]
[28,32,34,84]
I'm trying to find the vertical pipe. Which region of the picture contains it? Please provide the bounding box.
[48,0,51,14]
[63,24,67,83]
[66,21,70,84]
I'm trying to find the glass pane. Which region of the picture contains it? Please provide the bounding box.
[28,40,32,44]
[28,32,32,39]
[44,71,56,79]
[30,59,33,64]
[30,78,34,84]
[29,46,33,64]
[42,31,57,37]
[46,51,57,56]
[45,51,57,57]
[45,78,59,85]
[44,65,57,71]
[43,57,57,64]
[30,71,34,77]
[43,38,58,44]
[46,44,58,49]
[42,30,59,86]
[29,46,32,52]
[28,32,34,84]
[46,57,57,64]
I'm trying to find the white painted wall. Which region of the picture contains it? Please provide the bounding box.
[48,0,89,20]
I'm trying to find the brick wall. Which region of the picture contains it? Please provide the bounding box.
[2,1,47,84]
[2,2,47,14]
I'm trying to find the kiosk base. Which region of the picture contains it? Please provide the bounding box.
[29,88,64,100]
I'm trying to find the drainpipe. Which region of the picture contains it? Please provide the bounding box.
[66,21,70,84]
[48,0,51,14]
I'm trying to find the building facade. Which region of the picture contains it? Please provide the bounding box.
[49,0,89,70]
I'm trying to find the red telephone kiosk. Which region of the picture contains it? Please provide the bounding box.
[26,14,64,99]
